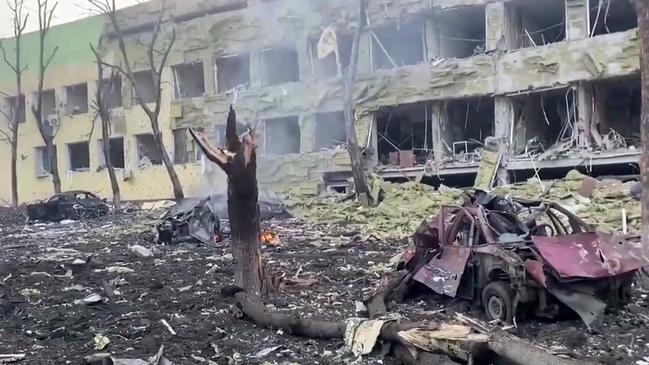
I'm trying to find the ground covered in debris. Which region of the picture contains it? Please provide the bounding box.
[2,171,649,365]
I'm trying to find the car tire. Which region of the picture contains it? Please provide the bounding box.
[482,281,515,323]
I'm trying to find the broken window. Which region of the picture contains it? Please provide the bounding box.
[309,32,352,78]
[173,128,201,164]
[264,116,301,155]
[133,70,157,104]
[442,98,495,161]
[314,111,346,150]
[371,21,425,70]
[65,83,88,115]
[68,142,90,172]
[261,47,300,86]
[589,0,637,36]
[35,145,57,176]
[596,77,640,149]
[435,6,487,58]
[511,87,577,156]
[36,89,57,121]
[214,54,250,93]
[101,76,123,109]
[136,134,163,167]
[376,102,434,167]
[98,137,125,169]
[5,95,25,124]
[517,0,565,47]
[173,62,205,99]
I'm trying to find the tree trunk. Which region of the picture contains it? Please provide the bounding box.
[635,0,649,259]
[150,118,184,200]
[229,167,264,294]
[189,106,264,295]
[101,115,121,211]
[344,0,370,206]
[10,122,18,207]
[46,138,61,193]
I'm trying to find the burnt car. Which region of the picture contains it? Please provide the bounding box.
[155,196,221,245]
[27,190,109,222]
[399,192,646,329]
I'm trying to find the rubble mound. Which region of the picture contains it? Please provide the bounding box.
[281,181,465,239]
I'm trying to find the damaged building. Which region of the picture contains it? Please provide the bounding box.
[0,0,642,202]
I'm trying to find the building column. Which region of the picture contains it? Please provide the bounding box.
[425,18,442,60]
[486,1,521,51]
[431,101,447,165]
[577,81,605,148]
[565,0,591,40]
[249,50,264,89]
[494,96,515,185]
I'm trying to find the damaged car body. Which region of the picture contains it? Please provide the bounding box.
[156,196,221,245]
[399,192,647,329]
[26,191,109,222]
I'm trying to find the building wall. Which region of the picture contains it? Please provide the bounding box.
[0,0,642,204]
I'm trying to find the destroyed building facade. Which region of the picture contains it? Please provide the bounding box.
[0,0,641,203]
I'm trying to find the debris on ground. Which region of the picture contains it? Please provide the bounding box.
[1,171,648,364]
[281,180,465,239]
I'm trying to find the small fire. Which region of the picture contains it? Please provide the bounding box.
[261,230,279,246]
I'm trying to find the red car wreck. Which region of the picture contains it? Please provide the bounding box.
[398,192,647,329]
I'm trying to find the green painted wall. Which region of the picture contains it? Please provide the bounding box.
[0,15,105,86]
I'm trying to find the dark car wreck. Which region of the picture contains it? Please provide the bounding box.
[155,196,221,245]
[398,192,647,329]
[26,191,109,222]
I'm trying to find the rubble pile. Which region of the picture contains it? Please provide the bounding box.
[281,181,465,239]
[283,170,641,239]
[493,170,641,232]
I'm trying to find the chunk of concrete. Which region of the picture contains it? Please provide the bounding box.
[130,245,154,258]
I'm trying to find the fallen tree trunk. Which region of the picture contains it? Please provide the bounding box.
[227,286,600,365]
[488,331,595,365]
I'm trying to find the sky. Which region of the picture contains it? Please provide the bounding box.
[0,0,144,38]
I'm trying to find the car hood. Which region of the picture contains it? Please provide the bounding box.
[531,232,647,279]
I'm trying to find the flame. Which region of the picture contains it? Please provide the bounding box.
[261,230,279,246]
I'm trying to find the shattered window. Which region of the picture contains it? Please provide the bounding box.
[264,116,301,155]
[309,32,352,78]
[100,76,123,109]
[314,111,346,150]
[36,89,57,121]
[5,95,25,124]
[214,54,250,93]
[65,83,88,115]
[133,70,157,104]
[98,137,125,169]
[136,134,163,167]
[35,145,57,176]
[172,62,205,99]
[173,128,201,164]
[371,22,425,70]
[261,47,300,86]
[68,142,90,172]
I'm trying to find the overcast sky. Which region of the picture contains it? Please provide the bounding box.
[0,0,144,38]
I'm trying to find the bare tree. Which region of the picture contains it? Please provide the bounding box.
[0,0,29,207]
[88,0,184,199]
[344,0,372,206]
[189,107,266,295]
[32,0,61,193]
[90,42,121,211]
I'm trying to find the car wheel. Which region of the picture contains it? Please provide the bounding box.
[482,281,515,323]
